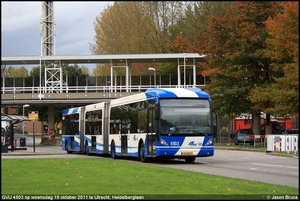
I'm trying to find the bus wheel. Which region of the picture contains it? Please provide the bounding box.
[111,141,117,159]
[185,157,195,163]
[139,142,147,163]
[66,141,72,154]
[85,143,90,156]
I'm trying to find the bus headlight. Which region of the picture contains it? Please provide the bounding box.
[205,138,213,145]
[160,138,169,146]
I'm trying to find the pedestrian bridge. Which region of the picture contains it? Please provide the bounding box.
[1,84,150,104]
[1,85,203,106]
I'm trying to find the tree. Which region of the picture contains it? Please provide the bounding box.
[250,2,299,117]
[30,66,45,77]
[200,2,284,121]
[176,1,234,44]
[30,64,89,77]
[90,2,185,76]
[165,2,234,77]
[92,64,110,76]
[91,2,158,54]
[142,1,184,50]
[62,64,88,77]
[4,66,28,78]
[80,65,89,76]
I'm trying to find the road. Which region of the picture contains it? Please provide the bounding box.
[150,150,298,188]
[2,134,298,188]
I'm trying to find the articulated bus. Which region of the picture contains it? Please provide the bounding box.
[61,87,215,163]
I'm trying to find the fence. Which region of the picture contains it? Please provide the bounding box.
[267,135,298,153]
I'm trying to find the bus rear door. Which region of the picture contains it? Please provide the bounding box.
[121,123,128,156]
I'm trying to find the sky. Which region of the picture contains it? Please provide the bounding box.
[1,1,114,72]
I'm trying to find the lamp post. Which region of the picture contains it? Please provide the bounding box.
[22,104,30,137]
[148,67,156,87]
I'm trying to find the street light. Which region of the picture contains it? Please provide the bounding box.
[22,104,30,137]
[148,67,156,87]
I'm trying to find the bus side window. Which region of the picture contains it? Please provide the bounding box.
[114,123,120,134]
[121,124,128,134]
[109,125,113,134]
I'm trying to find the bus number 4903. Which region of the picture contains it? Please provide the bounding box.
[170,141,180,146]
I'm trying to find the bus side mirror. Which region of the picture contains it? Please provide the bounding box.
[155,105,160,120]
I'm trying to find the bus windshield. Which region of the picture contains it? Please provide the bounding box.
[160,99,212,136]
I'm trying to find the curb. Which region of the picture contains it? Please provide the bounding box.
[215,146,298,158]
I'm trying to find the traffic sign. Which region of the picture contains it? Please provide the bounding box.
[28,111,39,120]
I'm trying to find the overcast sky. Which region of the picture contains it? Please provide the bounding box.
[1,1,113,72]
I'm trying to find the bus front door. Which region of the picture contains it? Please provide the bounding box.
[148,134,156,156]
[70,136,75,151]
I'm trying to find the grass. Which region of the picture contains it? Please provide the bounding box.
[1,158,298,199]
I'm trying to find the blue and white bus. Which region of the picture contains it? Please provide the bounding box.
[61,87,215,163]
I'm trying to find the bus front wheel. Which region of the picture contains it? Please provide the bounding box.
[185,157,195,163]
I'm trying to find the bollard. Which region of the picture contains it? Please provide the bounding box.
[286,137,290,154]
[294,136,297,154]
[279,137,282,152]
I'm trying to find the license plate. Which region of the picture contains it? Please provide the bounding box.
[182,152,193,155]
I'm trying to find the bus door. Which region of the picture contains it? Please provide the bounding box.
[147,107,156,157]
[90,119,100,153]
[92,135,96,152]
[121,124,128,155]
[70,136,75,150]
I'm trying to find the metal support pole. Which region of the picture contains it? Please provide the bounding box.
[22,104,30,137]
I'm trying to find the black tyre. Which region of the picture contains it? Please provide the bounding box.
[139,142,147,162]
[66,141,72,154]
[185,157,195,163]
[111,141,117,159]
[85,143,90,156]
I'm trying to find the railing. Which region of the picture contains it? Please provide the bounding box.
[1,84,201,100]
[1,75,208,99]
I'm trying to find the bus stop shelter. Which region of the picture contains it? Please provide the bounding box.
[1,115,31,152]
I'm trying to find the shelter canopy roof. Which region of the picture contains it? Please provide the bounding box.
[1,115,31,122]
[1,53,206,66]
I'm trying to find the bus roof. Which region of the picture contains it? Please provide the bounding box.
[145,88,209,99]
[62,88,210,115]
[62,107,81,115]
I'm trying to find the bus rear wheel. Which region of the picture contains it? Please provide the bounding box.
[185,157,195,163]
[85,143,90,156]
[66,141,72,154]
[111,141,117,159]
[139,142,147,162]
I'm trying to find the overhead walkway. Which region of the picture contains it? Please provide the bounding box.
[1,81,206,106]
[1,53,206,97]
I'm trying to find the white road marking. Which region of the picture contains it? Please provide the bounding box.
[252,163,297,169]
